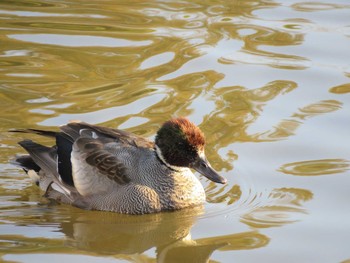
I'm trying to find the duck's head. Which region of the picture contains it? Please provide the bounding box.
[155,117,227,184]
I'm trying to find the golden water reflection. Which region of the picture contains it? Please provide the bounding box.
[252,99,343,141]
[0,202,269,262]
[279,159,350,176]
[329,83,350,94]
[291,2,348,11]
[0,181,311,261]
[1,0,350,261]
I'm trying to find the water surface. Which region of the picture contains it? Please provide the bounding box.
[1,0,350,262]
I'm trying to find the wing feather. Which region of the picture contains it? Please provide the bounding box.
[61,121,154,149]
[75,137,130,185]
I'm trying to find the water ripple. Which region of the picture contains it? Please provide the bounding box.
[0,9,106,18]
[38,93,166,126]
[279,159,350,176]
[329,83,350,94]
[241,187,312,228]
[0,0,349,260]
[9,34,153,47]
[291,2,349,12]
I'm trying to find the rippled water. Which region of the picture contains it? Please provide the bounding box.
[1,0,350,262]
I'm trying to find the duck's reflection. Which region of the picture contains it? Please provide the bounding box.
[1,177,312,262]
[57,205,268,262]
[2,184,316,262]
[61,206,204,255]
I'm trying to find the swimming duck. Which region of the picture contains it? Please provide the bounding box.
[12,117,226,214]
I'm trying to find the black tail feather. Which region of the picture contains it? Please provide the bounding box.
[10,155,41,172]
[15,134,75,187]
[10,129,57,138]
[17,140,58,178]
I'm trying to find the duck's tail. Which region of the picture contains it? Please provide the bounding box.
[11,139,75,201]
[10,154,41,185]
[10,130,90,209]
[10,128,75,187]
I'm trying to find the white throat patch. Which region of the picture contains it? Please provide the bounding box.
[155,145,188,172]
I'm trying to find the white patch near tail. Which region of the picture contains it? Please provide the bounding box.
[27,170,40,184]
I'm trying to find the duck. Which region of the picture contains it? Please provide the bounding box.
[11,117,227,214]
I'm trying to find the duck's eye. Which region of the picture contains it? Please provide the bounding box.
[201,162,208,168]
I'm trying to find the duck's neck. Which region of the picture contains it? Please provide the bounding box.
[154,145,188,172]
